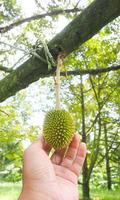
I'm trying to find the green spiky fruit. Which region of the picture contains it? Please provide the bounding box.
[43,109,75,149]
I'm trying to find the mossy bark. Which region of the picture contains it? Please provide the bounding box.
[0,0,120,102]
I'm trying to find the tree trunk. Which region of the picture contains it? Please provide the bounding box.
[0,0,120,102]
[104,123,112,190]
[80,76,90,200]
[83,160,90,200]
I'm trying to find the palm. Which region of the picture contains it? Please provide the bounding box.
[23,134,86,200]
[55,166,79,200]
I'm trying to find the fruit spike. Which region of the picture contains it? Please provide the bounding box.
[43,109,75,149]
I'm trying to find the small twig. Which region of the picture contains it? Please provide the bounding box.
[34,0,46,11]
[0,65,13,73]
[11,54,29,69]
[0,41,50,64]
[0,109,9,116]
[0,41,28,54]
[74,0,82,8]
[86,85,117,134]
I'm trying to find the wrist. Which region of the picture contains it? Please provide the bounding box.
[19,186,61,200]
[19,190,52,200]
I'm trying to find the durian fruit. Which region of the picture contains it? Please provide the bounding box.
[43,109,75,149]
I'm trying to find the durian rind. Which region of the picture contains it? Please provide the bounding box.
[43,109,75,149]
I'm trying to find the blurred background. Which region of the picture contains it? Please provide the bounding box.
[0,0,120,199]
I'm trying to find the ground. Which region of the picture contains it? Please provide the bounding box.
[0,182,119,200]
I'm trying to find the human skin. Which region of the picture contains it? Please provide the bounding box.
[19,133,86,200]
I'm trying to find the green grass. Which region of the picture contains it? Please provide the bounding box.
[0,182,119,200]
[0,182,21,200]
[91,188,120,200]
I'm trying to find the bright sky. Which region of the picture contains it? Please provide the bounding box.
[18,0,36,16]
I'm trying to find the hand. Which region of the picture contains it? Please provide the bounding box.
[19,133,86,200]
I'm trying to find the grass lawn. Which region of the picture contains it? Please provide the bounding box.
[90,188,120,200]
[0,182,119,200]
[0,182,21,200]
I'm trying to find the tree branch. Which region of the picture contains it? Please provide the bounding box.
[60,65,120,76]
[3,58,120,76]
[1,63,120,75]
[0,8,82,33]
[0,0,120,102]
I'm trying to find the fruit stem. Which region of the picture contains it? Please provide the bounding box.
[55,55,63,109]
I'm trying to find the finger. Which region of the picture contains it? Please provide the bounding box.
[51,147,67,165]
[71,142,87,176]
[61,133,80,168]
